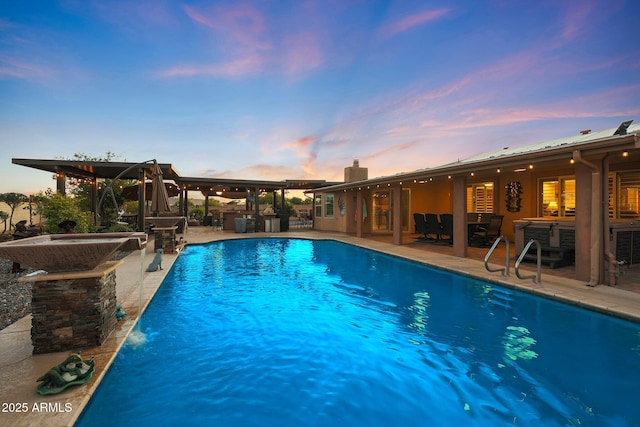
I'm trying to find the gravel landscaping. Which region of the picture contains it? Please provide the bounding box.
[0,258,34,330]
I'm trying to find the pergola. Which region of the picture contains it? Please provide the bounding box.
[11,158,339,231]
[173,176,339,221]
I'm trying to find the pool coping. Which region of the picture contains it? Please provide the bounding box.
[1,229,639,426]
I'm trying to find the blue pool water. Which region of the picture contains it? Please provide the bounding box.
[77,238,640,426]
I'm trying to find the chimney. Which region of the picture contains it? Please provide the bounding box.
[344,159,368,182]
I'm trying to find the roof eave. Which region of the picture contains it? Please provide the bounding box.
[310,133,639,193]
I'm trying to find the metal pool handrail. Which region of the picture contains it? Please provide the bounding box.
[515,239,542,284]
[484,235,510,277]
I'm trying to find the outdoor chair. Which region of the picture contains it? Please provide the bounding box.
[425,213,441,241]
[480,213,493,223]
[438,213,454,244]
[468,212,494,236]
[471,214,504,247]
[413,213,428,240]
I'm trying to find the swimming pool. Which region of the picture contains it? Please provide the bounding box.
[77,238,640,426]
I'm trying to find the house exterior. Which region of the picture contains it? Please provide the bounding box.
[310,121,640,286]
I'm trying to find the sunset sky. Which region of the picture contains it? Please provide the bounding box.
[1,0,639,194]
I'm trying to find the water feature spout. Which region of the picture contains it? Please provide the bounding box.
[0,232,147,273]
[0,232,148,354]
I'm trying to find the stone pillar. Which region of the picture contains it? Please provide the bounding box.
[25,261,122,354]
[154,226,177,253]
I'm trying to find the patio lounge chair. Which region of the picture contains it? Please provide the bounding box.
[425,213,441,241]
[413,213,428,240]
[438,213,454,245]
[471,214,504,247]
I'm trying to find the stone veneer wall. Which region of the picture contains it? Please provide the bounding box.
[30,271,117,354]
[154,227,177,254]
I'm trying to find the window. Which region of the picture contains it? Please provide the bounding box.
[617,171,640,218]
[539,177,575,217]
[324,194,334,218]
[466,182,494,213]
[314,194,323,218]
[542,171,640,219]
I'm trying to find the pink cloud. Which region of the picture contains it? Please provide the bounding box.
[301,154,318,175]
[558,2,597,41]
[215,164,303,180]
[80,0,181,30]
[157,56,265,78]
[156,57,267,78]
[0,54,54,81]
[380,8,450,38]
[289,136,316,149]
[364,141,418,161]
[280,31,325,75]
[183,3,271,52]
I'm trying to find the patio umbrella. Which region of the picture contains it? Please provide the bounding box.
[150,160,171,215]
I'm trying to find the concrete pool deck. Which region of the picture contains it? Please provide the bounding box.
[1,228,640,426]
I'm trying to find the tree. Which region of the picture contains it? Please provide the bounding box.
[259,193,274,204]
[190,207,204,221]
[0,192,29,228]
[289,196,312,205]
[27,194,46,226]
[36,190,93,234]
[58,151,136,224]
[0,211,8,233]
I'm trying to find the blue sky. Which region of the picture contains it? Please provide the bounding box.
[1,0,639,195]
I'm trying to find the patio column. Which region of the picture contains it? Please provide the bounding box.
[56,171,66,195]
[574,158,601,284]
[137,168,145,232]
[90,178,98,226]
[452,175,467,257]
[254,186,260,222]
[356,191,363,238]
[392,184,403,245]
[183,189,189,217]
